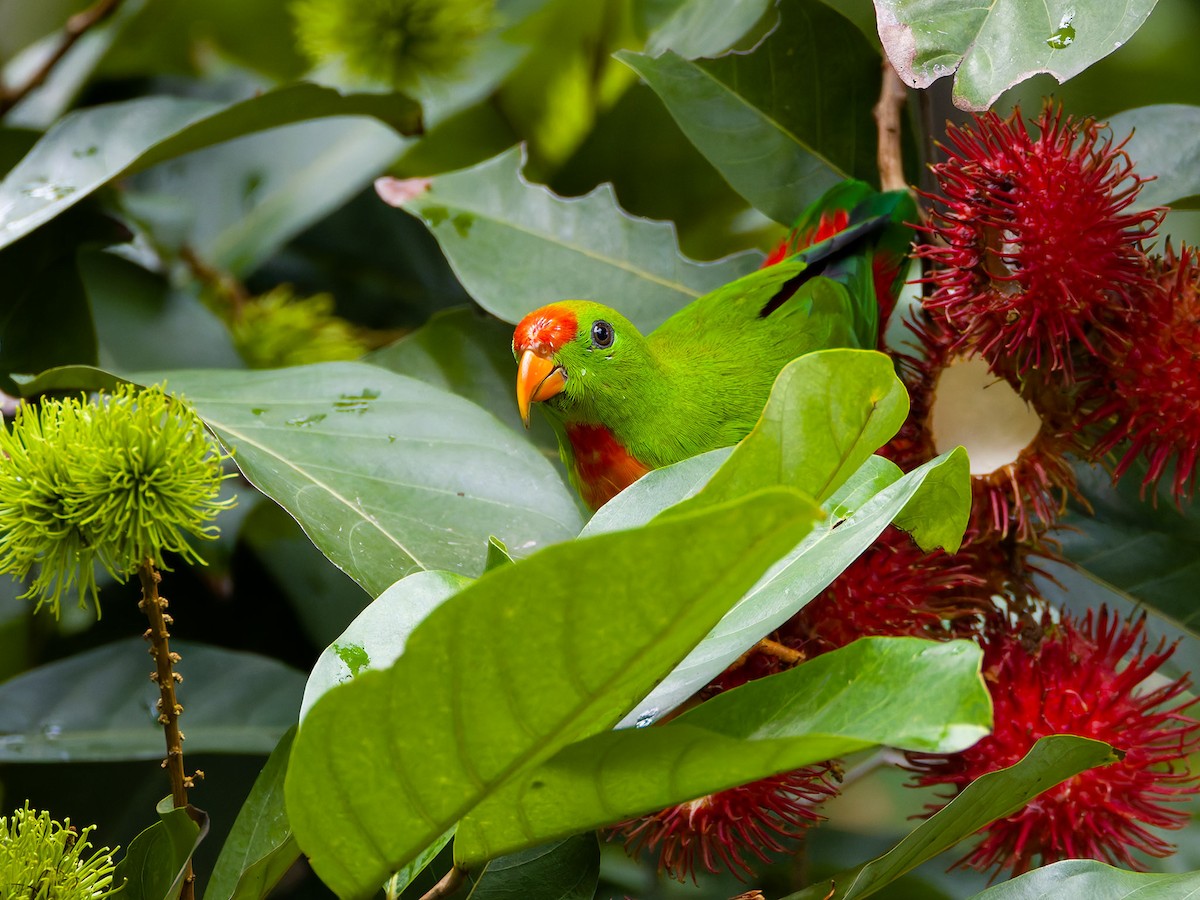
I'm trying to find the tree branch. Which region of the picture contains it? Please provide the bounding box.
[873,61,910,192]
[0,0,124,116]
[417,866,467,900]
[139,560,199,900]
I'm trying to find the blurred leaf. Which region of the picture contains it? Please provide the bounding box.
[969,859,1200,898]
[639,0,774,57]
[496,0,640,173]
[80,250,243,371]
[239,501,371,648]
[0,83,421,251]
[370,306,559,453]
[466,834,600,899]
[1059,461,1200,634]
[1110,104,1200,210]
[875,0,1159,111]
[619,0,880,225]
[157,363,582,595]
[0,639,303,761]
[286,489,819,898]
[455,637,988,864]
[393,101,519,177]
[207,728,299,900]
[397,146,760,332]
[1,0,142,129]
[0,205,127,376]
[0,576,30,682]
[300,569,472,720]
[114,800,207,900]
[785,736,1119,900]
[125,117,405,276]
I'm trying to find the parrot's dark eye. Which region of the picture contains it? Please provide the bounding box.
[591,320,615,349]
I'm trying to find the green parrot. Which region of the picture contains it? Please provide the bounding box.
[513,181,915,510]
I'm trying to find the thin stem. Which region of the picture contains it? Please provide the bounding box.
[138,559,197,900]
[873,61,910,192]
[417,866,467,900]
[0,0,124,115]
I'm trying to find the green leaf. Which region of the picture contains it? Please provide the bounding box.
[395,146,760,331]
[784,736,1120,900]
[1059,461,1200,635]
[619,0,881,224]
[206,728,299,900]
[153,363,584,596]
[80,251,244,371]
[466,834,599,900]
[680,350,909,508]
[1109,104,1200,210]
[0,639,303,761]
[300,570,473,719]
[612,448,969,727]
[968,859,1200,898]
[638,0,774,58]
[113,799,206,900]
[455,637,988,864]
[0,83,421,251]
[124,116,405,276]
[285,488,820,899]
[875,0,1159,111]
[383,828,455,898]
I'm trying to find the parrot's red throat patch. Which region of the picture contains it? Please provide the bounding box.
[564,423,651,511]
[514,305,578,354]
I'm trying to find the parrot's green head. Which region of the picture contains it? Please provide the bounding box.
[512,300,651,428]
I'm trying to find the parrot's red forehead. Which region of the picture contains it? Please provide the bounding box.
[513,305,578,354]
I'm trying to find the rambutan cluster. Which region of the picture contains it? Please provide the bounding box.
[616,104,1200,887]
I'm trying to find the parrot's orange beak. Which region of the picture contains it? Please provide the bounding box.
[516,349,567,428]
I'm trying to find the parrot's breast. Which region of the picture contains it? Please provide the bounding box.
[564,423,651,510]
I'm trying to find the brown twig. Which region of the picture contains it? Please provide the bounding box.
[139,560,198,900]
[179,245,252,320]
[0,0,124,116]
[873,61,910,193]
[417,866,467,900]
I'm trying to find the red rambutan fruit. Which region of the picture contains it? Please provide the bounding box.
[784,525,991,657]
[1082,243,1200,499]
[613,764,841,882]
[915,105,1161,377]
[906,607,1200,877]
[886,314,1083,542]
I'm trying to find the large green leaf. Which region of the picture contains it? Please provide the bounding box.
[112,799,207,900]
[875,0,1159,111]
[1109,104,1200,210]
[206,728,299,900]
[154,363,583,596]
[455,637,988,864]
[285,488,820,899]
[784,736,1119,899]
[0,639,303,761]
[394,145,760,331]
[300,569,473,719]
[0,83,421,251]
[465,834,599,900]
[969,859,1200,899]
[619,0,881,225]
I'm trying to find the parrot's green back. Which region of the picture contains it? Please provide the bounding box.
[513,181,915,509]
